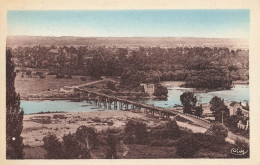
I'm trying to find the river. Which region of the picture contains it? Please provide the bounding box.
[20,82,249,114]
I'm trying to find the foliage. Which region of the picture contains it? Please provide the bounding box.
[11,46,249,84]
[6,50,24,159]
[185,67,233,89]
[180,92,197,114]
[124,119,148,144]
[210,96,230,123]
[176,135,201,158]
[162,120,180,139]
[80,77,86,81]
[106,81,116,91]
[105,134,118,159]
[206,122,228,144]
[55,73,65,79]
[194,105,204,117]
[75,125,97,147]
[42,135,63,159]
[153,84,168,98]
[43,125,96,159]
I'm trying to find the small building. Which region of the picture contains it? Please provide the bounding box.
[237,120,249,130]
[140,83,155,96]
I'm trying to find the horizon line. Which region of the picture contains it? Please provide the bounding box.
[7,35,249,40]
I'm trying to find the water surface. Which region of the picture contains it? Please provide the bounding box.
[21,82,249,114]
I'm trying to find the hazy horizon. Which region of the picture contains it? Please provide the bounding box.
[7,10,249,38]
[7,35,249,40]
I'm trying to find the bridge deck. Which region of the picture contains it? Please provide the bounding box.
[75,87,211,127]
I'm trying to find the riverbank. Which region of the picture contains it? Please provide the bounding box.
[22,110,249,159]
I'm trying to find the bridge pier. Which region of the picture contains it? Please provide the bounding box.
[114,101,118,110]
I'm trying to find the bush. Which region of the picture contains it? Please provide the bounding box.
[105,134,118,159]
[80,77,86,81]
[56,74,65,78]
[65,75,72,79]
[206,122,228,144]
[42,135,63,159]
[154,85,168,97]
[150,140,164,147]
[176,135,201,158]
[48,72,57,75]
[106,81,116,91]
[36,71,43,76]
[75,125,97,147]
[43,125,96,159]
[165,120,180,139]
[124,119,149,144]
[40,75,46,79]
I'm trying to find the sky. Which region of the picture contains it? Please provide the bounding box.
[7,10,250,38]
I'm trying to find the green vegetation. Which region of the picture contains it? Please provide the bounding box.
[153,84,168,99]
[180,92,197,114]
[10,46,248,90]
[176,134,201,158]
[6,50,24,159]
[180,92,203,117]
[206,122,228,144]
[124,119,149,145]
[210,96,230,123]
[43,125,96,159]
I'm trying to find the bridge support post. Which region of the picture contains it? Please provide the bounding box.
[114,101,117,110]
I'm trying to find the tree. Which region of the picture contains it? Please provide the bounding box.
[180,92,197,114]
[6,50,24,159]
[105,134,118,159]
[124,119,148,144]
[176,135,201,158]
[194,105,204,117]
[206,122,228,144]
[43,135,63,159]
[161,120,180,139]
[106,81,116,91]
[236,108,243,117]
[210,96,230,123]
[153,85,168,98]
[43,125,95,159]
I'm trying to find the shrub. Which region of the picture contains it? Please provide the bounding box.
[56,74,64,79]
[180,92,197,114]
[206,122,228,144]
[150,140,164,147]
[106,81,116,91]
[65,75,72,79]
[48,72,57,75]
[154,85,168,97]
[176,135,201,158]
[26,69,32,76]
[105,134,118,159]
[36,71,43,76]
[43,125,96,159]
[165,120,180,139]
[80,77,86,81]
[40,75,46,79]
[42,135,63,159]
[75,125,97,147]
[124,119,148,144]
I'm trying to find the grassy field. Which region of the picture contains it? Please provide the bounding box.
[15,72,93,97]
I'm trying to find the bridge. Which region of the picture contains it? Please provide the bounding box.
[73,87,211,129]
